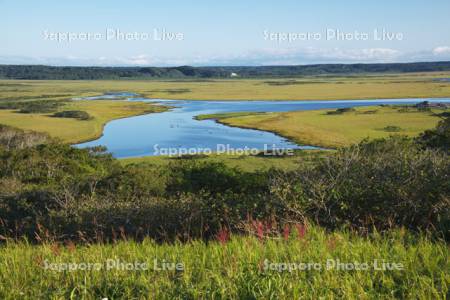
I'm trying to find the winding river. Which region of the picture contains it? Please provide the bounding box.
[75,95,450,158]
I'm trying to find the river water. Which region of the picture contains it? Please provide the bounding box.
[75,95,450,158]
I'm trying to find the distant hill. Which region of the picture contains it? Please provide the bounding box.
[1,61,450,80]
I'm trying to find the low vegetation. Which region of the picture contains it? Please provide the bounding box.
[326,107,356,115]
[0,116,448,298]
[202,106,445,148]
[1,71,450,102]
[0,119,448,242]
[418,115,450,152]
[120,150,326,172]
[0,99,67,113]
[0,125,49,150]
[383,125,402,132]
[52,110,92,120]
[0,227,448,299]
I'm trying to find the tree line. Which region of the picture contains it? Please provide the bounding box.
[1,61,450,79]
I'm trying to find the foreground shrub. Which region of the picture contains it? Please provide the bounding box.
[0,124,448,242]
[270,137,450,233]
[417,115,450,152]
[166,161,269,195]
[0,125,49,150]
[1,227,448,299]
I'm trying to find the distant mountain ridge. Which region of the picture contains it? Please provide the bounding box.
[1,61,450,80]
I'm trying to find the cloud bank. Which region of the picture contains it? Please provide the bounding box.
[1,47,449,67]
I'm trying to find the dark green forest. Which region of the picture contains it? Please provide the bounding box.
[1,61,450,80]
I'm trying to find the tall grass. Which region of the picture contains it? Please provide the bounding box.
[0,226,448,299]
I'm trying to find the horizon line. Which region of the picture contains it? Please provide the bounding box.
[1,60,450,69]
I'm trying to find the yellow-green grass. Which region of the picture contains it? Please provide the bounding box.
[0,101,166,143]
[121,150,328,172]
[0,227,448,299]
[202,106,445,148]
[1,71,450,101]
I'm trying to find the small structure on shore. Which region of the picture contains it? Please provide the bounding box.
[415,101,450,109]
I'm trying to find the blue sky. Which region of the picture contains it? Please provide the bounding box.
[1,0,450,66]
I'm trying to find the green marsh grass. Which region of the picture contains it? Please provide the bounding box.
[0,226,448,299]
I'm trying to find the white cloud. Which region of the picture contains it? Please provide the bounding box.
[433,46,450,55]
[125,54,152,65]
[203,47,403,66]
[0,47,449,66]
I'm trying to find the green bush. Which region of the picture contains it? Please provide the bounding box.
[0,125,49,150]
[166,161,268,194]
[269,137,449,233]
[417,115,449,152]
[383,125,402,132]
[52,110,92,120]
[326,107,356,115]
[17,100,65,113]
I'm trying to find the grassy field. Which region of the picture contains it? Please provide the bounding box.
[0,227,447,299]
[200,106,446,148]
[0,101,166,143]
[121,150,328,171]
[0,71,450,101]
